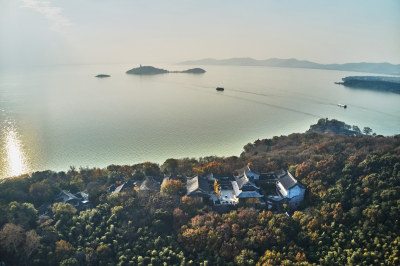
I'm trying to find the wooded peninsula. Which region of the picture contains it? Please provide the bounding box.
[335,76,400,93]
[0,119,399,265]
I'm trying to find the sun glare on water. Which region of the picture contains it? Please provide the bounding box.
[4,127,29,177]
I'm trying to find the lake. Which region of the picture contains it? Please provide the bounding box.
[1,64,399,178]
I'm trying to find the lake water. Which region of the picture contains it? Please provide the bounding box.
[1,64,399,178]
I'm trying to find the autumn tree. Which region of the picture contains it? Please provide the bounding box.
[55,240,75,262]
[257,250,282,266]
[0,223,25,258]
[161,179,184,196]
[214,180,220,196]
[173,208,190,230]
[24,230,41,263]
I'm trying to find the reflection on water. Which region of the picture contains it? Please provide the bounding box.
[1,64,400,178]
[1,120,30,178]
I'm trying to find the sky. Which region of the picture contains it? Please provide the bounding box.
[0,0,399,68]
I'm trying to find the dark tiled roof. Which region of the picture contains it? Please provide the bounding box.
[235,174,259,190]
[186,175,210,196]
[139,177,160,191]
[74,192,89,201]
[55,191,77,203]
[259,173,277,180]
[108,184,117,193]
[275,169,287,178]
[111,180,135,194]
[277,171,298,190]
[54,190,92,211]
[236,175,248,189]
[231,181,263,198]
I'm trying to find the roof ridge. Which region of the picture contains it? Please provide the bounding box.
[287,171,297,183]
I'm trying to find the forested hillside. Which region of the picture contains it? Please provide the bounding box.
[0,129,399,265]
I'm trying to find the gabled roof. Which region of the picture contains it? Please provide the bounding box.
[74,192,89,201]
[55,191,77,203]
[235,165,260,180]
[186,175,210,196]
[231,181,263,198]
[277,171,302,190]
[235,173,259,190]
[259,173,277,180]
[112,183,125,194]
[139,176,160,191]
[275,169,287,178]
[111,180,135,194]
[108,184,117,193]
[55,191,91,210]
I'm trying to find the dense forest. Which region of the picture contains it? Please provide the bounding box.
[0,120,399,265]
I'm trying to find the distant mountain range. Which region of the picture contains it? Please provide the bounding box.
[178,58,400,75]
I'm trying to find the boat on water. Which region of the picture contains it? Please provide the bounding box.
[216,87,224,91]
[338,103,347,108]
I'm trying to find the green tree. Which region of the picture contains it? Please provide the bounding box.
[52,203,77,235]
[7,201,38,229]
[60,258,79,266]
[162,158,179,174]
[363,127,373,135]
[29,181,55,206]
[234,249,258,265]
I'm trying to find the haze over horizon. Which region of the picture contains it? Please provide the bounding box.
[1,0,400,69]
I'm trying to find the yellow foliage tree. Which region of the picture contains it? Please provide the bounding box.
[55,240,75,262]
[214,180,220,196]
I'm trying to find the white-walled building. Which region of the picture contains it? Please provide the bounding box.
[276,171,306,208]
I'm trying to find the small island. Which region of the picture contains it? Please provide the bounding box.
[126,65,206,75]
[335,76,400,93]
[179,68,206,74]
[95,74,111,78]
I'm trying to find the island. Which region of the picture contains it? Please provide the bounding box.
[335,76,400,93]
[126,65,206,75]
[179,68,206,74]
[95,74,111,78]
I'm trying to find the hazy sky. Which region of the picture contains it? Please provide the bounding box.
[1,0,399,68]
